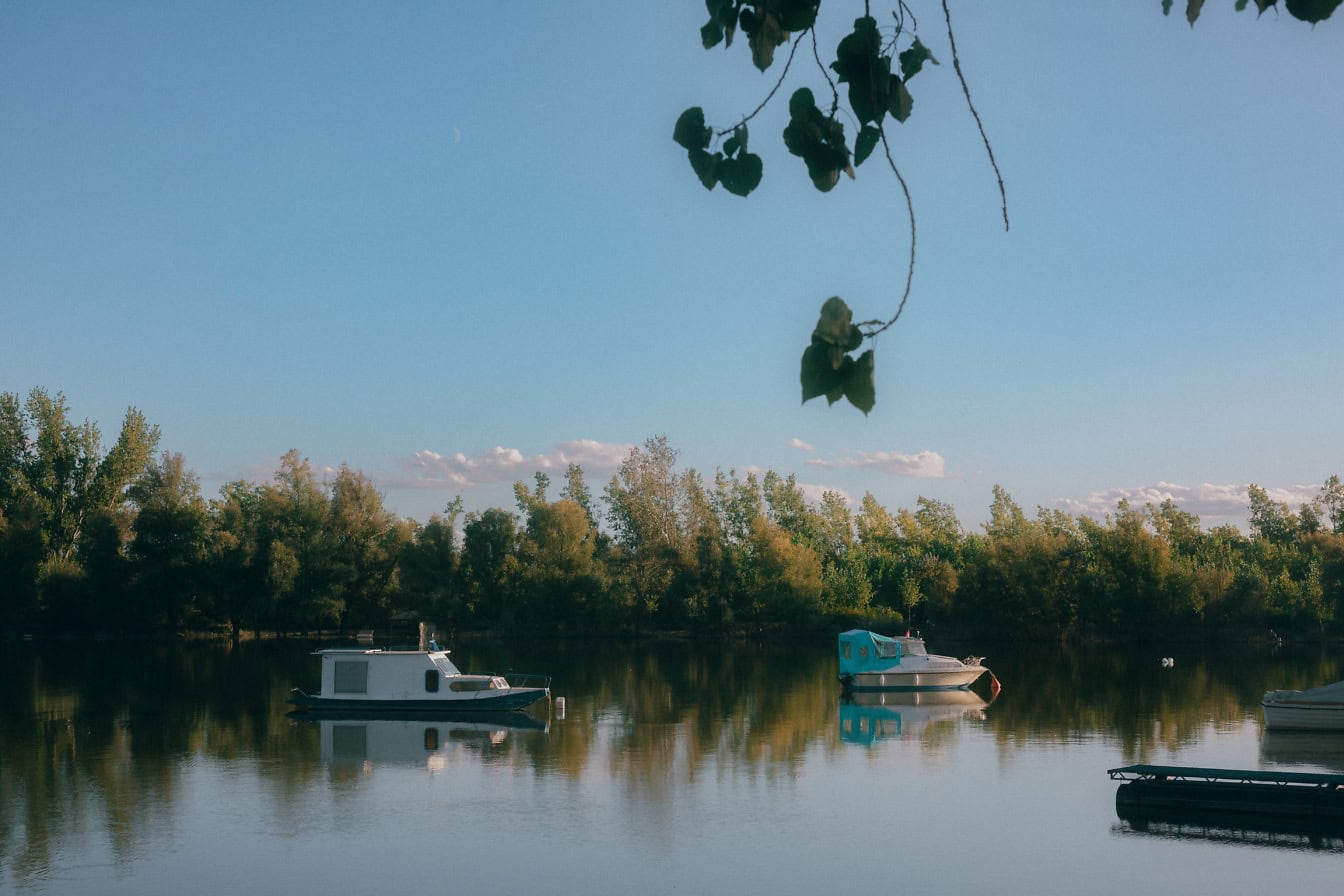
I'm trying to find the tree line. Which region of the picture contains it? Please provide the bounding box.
[3,388,1342,642]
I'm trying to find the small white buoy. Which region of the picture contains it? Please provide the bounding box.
[555,696,566,720]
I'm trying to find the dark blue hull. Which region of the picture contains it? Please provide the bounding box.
[288,689,548,714]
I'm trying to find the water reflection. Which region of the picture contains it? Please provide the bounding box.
[4,637,1344,891]
[839,689,991,747]
[305,714,549,767]
[1113,816,1344,852]
[1260,729,1344,773]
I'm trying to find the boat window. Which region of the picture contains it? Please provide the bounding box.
[449,679,491,692]
[425,670,440,693]
[842,643,851,659]
[874,640,899,659]
[903,640,927,657]
[859,646,868,659]
[333,661,368,694]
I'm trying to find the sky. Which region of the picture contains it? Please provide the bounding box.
[2,2,1341,533]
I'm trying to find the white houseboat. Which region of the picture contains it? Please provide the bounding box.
[289,647,551,714]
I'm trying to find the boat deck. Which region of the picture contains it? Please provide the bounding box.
[1108,764,1344,788]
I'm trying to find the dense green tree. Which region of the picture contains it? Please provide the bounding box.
[604,436,691,626]
[126,452,208,629]
[326,465,407,631]
[461,507,520,625]
[398,497,465,625]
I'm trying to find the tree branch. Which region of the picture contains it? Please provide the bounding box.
[943,0,1008,231]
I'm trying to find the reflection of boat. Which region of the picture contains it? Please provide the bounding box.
[1262,680,1344,731]
[837,629,996,692]
[839,689,992,745]
[303,715,548,765]
[289,647,550,714]
[1261,729,1344,772]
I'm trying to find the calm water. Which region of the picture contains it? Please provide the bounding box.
[3,636,1343,895]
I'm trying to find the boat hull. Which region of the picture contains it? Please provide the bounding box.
[289,689,549,714]
[841,667,988,691]
[1262,692,1344,732]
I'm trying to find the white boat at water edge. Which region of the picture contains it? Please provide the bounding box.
[289,646,551,714]
[837,629,998,692]
[1262,680,1344,732]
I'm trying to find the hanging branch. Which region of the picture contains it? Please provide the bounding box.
[942,0,1008,231]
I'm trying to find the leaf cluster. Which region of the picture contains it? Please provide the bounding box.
[1166,0,1342,26]
[799,297,875,414]
[673,108,763,196]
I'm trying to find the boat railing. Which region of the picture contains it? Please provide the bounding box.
[501,672,552,691]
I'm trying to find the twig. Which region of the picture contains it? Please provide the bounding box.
[718,29,810,137]
[863,128,916,337]
[942,0,1008,231]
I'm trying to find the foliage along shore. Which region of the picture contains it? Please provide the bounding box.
[3,389,1343,645]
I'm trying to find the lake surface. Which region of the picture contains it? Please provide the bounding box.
[3,635,1343,895]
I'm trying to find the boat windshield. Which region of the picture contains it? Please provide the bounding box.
[430,654,462,676]
[900,638,928,657]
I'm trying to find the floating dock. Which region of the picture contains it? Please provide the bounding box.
[1109,764,1344,835]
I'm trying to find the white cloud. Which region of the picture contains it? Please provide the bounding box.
[797,482,854,507]
[1053,481,1323,527]
[788,437,815,452]
[807,449,951,479]
[387,439,634,490]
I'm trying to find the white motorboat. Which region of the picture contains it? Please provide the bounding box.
[1262,680,1344,732]
[289,647,550,714]
[837,629,997,692]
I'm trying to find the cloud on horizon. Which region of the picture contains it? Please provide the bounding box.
[788,437,815,452]
[386,439,634,491]
[806,449,952,479]
[1054,481,1323,525]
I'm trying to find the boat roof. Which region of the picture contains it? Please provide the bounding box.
[310,647,451,656]
[839,629,923,644]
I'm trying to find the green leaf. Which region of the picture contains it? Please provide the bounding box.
[811,297,862,368]
[801,343,842,404]
[788,86,816,118]
[745,10,789,71]
[843,350,876,414]
[1186,0,1204,26]
[899,39,938,80]
[701,19,725,50]
[688,148,721,190]
[673,107,711,151]
[1285,0,1341,22]
[855,125,881,166]
[1161,0,1174,13]
[832,16,888,125]
[783,89,850,192]
[717,152,762,196]
[888,79,914,123]
[724,124,748,158]
[774,0,820,31]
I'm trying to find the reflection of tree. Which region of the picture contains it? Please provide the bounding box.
[4,637,1342,882]
[0,640,324,885]
[983,646,1343,764]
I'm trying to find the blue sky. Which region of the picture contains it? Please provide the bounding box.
[3,2,1340,531]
